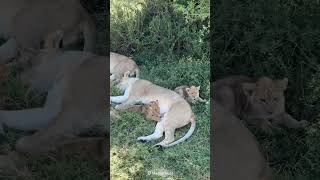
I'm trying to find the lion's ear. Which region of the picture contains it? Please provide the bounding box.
[186,88,190,93]
[242,83,256,96]
[276,78,288,90]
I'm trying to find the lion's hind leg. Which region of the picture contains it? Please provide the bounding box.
[154,127,175,147]
[137,119,164,142]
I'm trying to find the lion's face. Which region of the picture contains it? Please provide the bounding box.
[242,77,287,117]
[186,86,200,102]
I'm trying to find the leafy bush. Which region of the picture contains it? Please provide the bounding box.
[111,0,209,61]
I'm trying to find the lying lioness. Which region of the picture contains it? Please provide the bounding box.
[0,0,96,61]
[212,75,308,131]
[111,76,195,147]
[110,52,139,82]
[0,30,107,153]
[212,101,271,180]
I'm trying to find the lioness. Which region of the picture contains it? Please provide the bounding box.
[0,31,107,153]
[0,0,96,61]
[212,75,308,131]
[212,101,271,180]
[110,52,139,82]
[174,85,207,103]
[111,76,195,147]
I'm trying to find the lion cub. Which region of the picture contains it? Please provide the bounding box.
[143,100,161,122]
[174,85,206,103]
[213,76,309,132]
[118,100,161,122]
[110,52,139,82]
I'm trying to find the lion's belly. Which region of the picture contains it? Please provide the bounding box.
[159,104,170,114]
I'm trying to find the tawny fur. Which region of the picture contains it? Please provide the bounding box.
[117,100,161,122]
[110,52,139,82]
[212,101,271,180]
[111,76,195,147]
[174,85,206,103]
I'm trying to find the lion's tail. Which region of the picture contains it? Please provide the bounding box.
[162,116,196,148]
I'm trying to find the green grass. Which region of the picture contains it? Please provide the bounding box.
[0,1,107,179]
[111,0,210,179]
[212,0,320,178]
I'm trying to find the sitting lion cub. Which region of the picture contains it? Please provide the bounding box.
[213,75,308,131]
[110,52,139,82]
[111,75,195,147]
[174,85,207,103]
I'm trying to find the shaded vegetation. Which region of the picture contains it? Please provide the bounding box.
[212,0,320,178]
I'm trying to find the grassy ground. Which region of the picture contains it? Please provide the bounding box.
[212,0,320,179]
[110,0,210,179]
[0,1,107,179]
